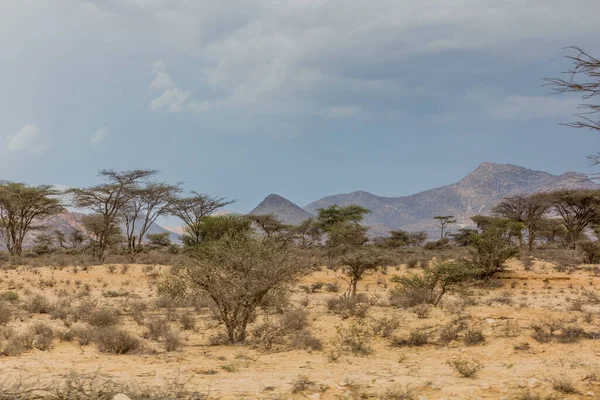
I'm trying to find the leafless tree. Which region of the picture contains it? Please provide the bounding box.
[68,169,156,262]
[169,192,234,246]
[545,46,600,132]
[546,47,600,176]
[0,182,63,256]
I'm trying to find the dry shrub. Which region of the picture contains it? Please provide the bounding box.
[30,322,54,351]
[392,328,430,347]
[380,385,417,400]
[144,318,171,341]
[69,324,94,346]
[129,300,148,324]
[463,328,485,346]
[291,375,315,393]
[413,304,431,319]
[87,308,120,327]
[179,312,196,331]
[334,320,372,355]
[24,294,53,314]
[326,294,369,318]
[290,330,322,351]
[447,358,483,378]
[551,375,578,394]
[250,320,285,350]
[0,301,11,325]
[438,318,467,345]
[324,282,341,293]
[371,316,401,338]
[94,327,140,354]
[164,330,182,352]
[280,307,309,332]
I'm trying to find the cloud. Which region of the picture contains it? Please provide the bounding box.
[148,61,191,113]
[91,128,108,144]
[5,124,45,154]
[325,105,361,119]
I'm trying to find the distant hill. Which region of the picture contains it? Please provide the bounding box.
[303,162,598,237]
[249,194,315,225]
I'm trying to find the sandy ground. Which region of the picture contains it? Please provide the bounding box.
[1,259,600,399]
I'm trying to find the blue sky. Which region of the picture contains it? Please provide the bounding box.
[1,0,600,219]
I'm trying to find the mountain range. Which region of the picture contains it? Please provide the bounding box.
[250,162,598,238]
[3,162,596,250]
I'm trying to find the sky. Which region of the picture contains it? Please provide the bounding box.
[1,0,600,220]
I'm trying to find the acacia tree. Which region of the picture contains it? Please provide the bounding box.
[341,250,384,296]
[68,169,156,262]
[0,182,63,256]
[493,194,549,251]
[294,218,322,248]
[169,192,234,246]
[434,215,456,238]
[317,204,370,259]
[162,234,311,343]
[120,181,181,259]
[547,189,600,249]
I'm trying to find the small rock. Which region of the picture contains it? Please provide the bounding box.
[528,378,541,388]
[518,381,527,388]
[480,382,490,390]
[486,318,496,324]
[417,396,429,400]
[587,392,595,397]
[500,397,509,400]
[308,394,321,400]
[113,395,132,400]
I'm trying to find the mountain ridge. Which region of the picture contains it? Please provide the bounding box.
[251,162,598,237]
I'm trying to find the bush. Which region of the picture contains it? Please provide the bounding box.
[144,318,171,341]
[447,358,482,378]
[70,325,94,346]
[280,308,309,333]
[371,316,401,338]
[392,329,429,347]
[326,294,369,318]
[1,291,18,302]
[463,328,485,345]
[290,330,323,351]
[334,321,372,355]
[551,375,578,394]
[164,330,182,352]
[579,241,600,263]
[31,322,54,351]
[87,308,120,327]
[390,261,473,307]
[179,312,196,331]
[468,229,519,279]
[24,294,53,314]
[0,302,11,325]
[94,327,140,354]
[161,235,312,343]
[380,385,417,400]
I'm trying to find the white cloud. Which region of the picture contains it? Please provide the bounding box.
[91,128,108,144]
[5,124,45,154]
[148,61,191,113]
[325,105,361,119]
